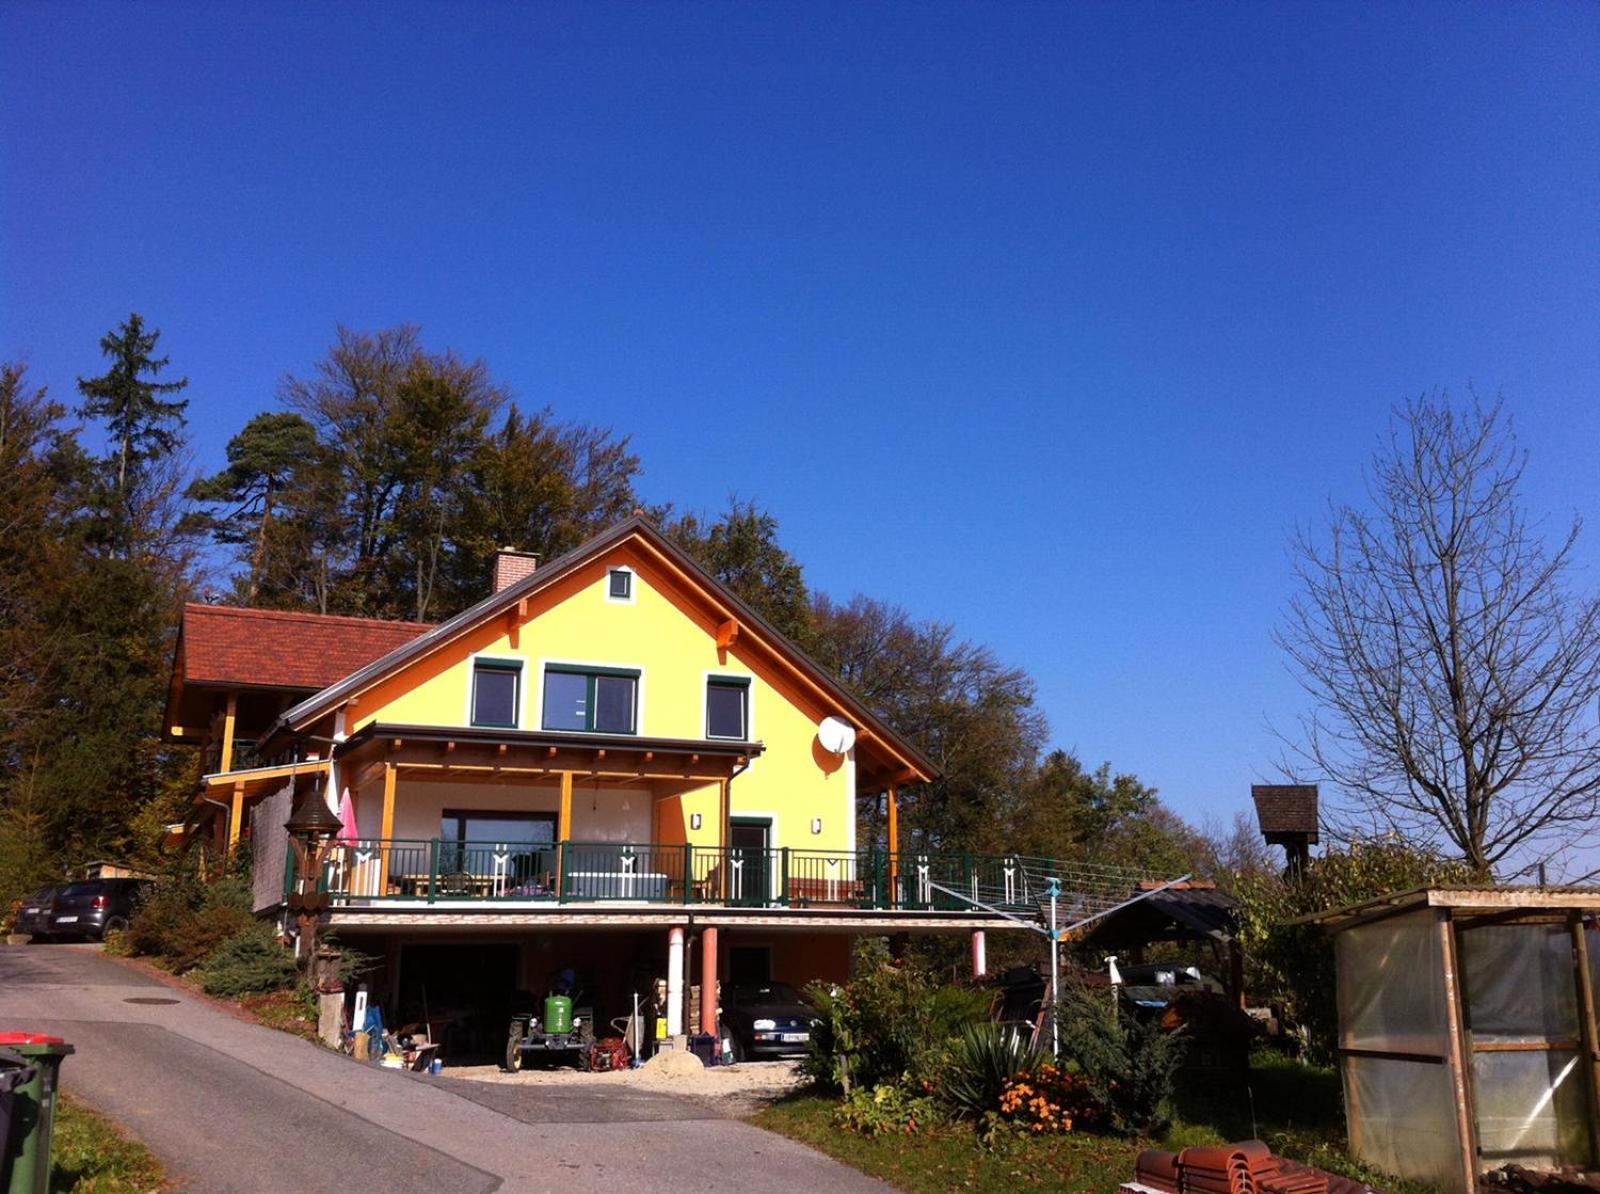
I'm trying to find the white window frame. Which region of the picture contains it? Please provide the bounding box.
[605,565,637,605]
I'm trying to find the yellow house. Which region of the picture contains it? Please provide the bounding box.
[168,516,1035,1054]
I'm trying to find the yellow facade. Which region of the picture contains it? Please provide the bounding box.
[342,544,858,855]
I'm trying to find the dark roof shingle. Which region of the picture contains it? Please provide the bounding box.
[1251,784,1320,841]
[181,604,434,692]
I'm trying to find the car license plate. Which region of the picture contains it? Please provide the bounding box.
[24,908,38,915]
[780,1032,809,1043]
[56,915,77,923]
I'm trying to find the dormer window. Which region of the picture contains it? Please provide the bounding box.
[608,568,633,601]
[471,660,521,729]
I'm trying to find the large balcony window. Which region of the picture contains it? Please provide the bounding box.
[541,665,639,734]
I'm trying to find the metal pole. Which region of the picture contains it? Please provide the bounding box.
[1048,877,1061,1057]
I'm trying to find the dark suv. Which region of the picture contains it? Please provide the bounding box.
[45,879,153,941]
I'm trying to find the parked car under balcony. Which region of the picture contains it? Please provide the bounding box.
[721,981,815,1061]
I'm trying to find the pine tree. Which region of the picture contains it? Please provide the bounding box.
[77,313,189,554]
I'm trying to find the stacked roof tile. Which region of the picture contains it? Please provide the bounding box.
[179,603,434,692]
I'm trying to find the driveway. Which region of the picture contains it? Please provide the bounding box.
[0,945,882,1194]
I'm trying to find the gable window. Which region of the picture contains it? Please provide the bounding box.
[542,665,639,734]
[471,660,521,728]
[706,676,750,740]
[608,568,633,600]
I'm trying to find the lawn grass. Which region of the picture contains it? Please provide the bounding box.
[752,1052,1442,1194]
[49,1094,167,1193]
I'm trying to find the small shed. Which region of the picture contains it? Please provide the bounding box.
[1301,886,1600,1193]
[1081,881,1241,987]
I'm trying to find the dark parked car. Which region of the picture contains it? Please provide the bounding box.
[13,885,61,941]
[722,982,815,1060]
[44,879,153,942]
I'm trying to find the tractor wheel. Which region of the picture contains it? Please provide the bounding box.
[502,1020,526,1073]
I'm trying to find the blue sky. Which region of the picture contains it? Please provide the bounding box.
[5,2,1599,840]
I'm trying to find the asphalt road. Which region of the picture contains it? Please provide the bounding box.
[0,945,884,1194]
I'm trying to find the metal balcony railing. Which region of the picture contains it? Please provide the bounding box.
[293,838,1054,913]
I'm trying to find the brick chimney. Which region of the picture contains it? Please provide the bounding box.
[492,548,539,593]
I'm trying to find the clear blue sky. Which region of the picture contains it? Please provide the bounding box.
[5,3,1599,839]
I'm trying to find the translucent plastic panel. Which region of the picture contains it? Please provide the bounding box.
[1336,911,1448,1053]
[1460,924,1578,1042]
[1472,1049,1590,1168]
[1343,1055,1463,1187]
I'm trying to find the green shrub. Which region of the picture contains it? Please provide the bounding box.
[834,1083,943,1136]
[1231,840,1476,1060]
[1056,978,1186,1135]
[938,1022,1052,1119]
[802,947,993,1094]
[194,923,298,998]
[122,853,257,972]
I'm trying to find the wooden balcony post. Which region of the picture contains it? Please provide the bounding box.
[220,691,238,774]
[377,763,396,894]
[227,781,245,850]
[557,770,573,901]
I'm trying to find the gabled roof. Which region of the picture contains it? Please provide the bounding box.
[273,516,940,783]
[1082,882,1240,947]
[178,603,435,692]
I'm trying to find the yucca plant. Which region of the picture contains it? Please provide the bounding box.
[939,1022,1052,1118]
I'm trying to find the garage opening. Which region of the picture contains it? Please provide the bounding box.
[398,943,518,1059]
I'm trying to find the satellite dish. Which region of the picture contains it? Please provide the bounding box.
[817,716,857,755]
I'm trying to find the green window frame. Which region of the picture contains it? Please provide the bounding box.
[541,664,640,734]
[471,660,522,729]
[706,676,751,740]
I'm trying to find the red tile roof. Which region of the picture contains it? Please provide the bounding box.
[180,603,434,692]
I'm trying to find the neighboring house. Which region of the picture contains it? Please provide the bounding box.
[164,516,1036,1044]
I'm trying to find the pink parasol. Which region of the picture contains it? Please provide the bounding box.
[335,787,360,846]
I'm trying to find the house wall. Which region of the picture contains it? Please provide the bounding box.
[343,543,857,855]
[384,779,650,843]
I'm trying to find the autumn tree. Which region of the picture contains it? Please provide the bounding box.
[667,500,814,645]
[264,324,642,620]
[810,592,1045,850]
[446,408,640,602]
[1280,397,1600,875]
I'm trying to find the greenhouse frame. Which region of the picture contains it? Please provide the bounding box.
[1303,887,1600,1192]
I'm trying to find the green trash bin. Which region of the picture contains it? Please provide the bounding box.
[0,1033,74,1194]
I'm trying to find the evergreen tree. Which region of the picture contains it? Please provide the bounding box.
[186,412,330,604]
[76,313,189,554]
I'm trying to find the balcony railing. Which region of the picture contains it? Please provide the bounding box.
[297,839,1051,913]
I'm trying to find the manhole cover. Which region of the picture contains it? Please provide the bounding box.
[122,997,179,1006]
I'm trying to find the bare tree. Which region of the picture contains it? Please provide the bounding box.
[1278,396,1600,876]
